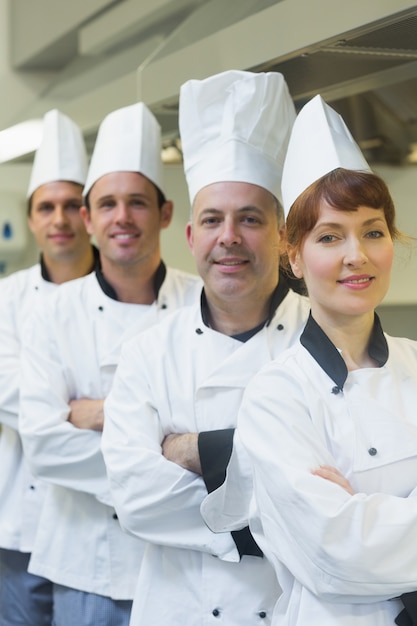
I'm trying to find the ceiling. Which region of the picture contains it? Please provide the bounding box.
[258,10,417,165]
[2,0,417,166]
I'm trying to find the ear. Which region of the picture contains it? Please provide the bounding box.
[27,215,35,235]
[185,222,194,255]
[160,201,173,229]
[287,244,303,279]
[80,205,94,237]
[277,223,287,256]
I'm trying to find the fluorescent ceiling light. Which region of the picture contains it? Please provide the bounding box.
[0,120,43,164]
[406,143,417,164]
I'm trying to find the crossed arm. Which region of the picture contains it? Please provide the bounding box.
[68,398,104,431]
[161,432,354,496]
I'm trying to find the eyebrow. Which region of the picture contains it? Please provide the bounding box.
[34,201,54,207]
[198,205,264,216]
[314,216,386,229]
[34,199,80,209]
[97,193,150,202]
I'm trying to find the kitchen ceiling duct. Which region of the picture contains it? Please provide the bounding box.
[147,5,417,166]
[254,12,417,165]
[5,1,417,167]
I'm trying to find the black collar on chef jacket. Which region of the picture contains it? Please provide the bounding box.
[40,245,100,282]
[198,269,291,562]
[200,269,290,342]
[95,259,167,302]
[300,311,389,392]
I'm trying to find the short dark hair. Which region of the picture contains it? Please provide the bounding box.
[155,184,167,209]
[272,195,285,229]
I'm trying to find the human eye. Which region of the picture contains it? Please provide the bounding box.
[98,199,115,210]
[37,203,53,213]
[317,233,338,243]
[201,215,220,226]
[131,197,147,208]
[366,229,384,239]
[65,201,82,212]
[242,215,260,225]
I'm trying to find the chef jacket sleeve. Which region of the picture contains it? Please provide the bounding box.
[235,359,417,603]
[202,429,257,529]
[198,429,262,557]
[198,429,234,492]
[19,296,110,502]
[0,280,21,430]
[102,338,239,563]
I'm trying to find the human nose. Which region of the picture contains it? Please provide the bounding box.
[218,218,241,246]
[343,237,368,267]
[114,202,132,222]
[52,206,69,227]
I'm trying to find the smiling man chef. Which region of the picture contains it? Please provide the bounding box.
[102,70,310,625]
[0,109,96,626]
[18,102,201,626]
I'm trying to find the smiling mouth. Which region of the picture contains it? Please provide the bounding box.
[49,233,73,239]
[215,259,247,266]
[111,233,138,239]
[338,276,374,285]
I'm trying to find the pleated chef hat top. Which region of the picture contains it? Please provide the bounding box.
[27,109,88,198]
[281,94,372,218]
[179,70,296,205]
[83,102,164,198]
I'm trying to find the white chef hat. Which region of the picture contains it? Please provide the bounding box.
[27,109,88,198]
[179,70,296,205]
[281,94,372,218]
[83,102,164,198]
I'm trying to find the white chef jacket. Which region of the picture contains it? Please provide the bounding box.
[226,314,417,626]
[0,264,57,552]
[19,267,201,600]
[102,288,309,624]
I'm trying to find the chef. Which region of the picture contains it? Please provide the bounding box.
[18,102,201,626]
[0,109,95,625]
[211,95,417,626]
[102,70,310,625]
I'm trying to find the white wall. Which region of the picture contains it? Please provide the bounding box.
[0,163,37,277]
[374,164,417,305]
[160,163,196,274]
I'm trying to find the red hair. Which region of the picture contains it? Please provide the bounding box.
[286,168,399,252]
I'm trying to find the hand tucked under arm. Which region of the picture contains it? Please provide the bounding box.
[162,433,202,475]
[312,464,355,495]
[68,398,104,431]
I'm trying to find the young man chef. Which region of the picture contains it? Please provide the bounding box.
[18,102,201,626]
[0,109,96,625]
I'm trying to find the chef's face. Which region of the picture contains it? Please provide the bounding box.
[289,203,394,325]
[29,181,91,263]
[186,181,284,307]
[82,171,172,270]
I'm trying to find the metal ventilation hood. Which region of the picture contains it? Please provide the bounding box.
[5,0,417,167]
[258,11,417,165]
[136,0,417,167]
